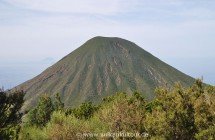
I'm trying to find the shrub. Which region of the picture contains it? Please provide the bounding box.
[96,92,146,134]
[26,93,65,127]
[0,90,25,140]
[66,102,98,120]
[26,95,54,127]
[18,126,48,140]
[145,80,215,140]
[18,80,215,140]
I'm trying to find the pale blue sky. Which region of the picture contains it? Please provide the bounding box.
[0,0,215,88]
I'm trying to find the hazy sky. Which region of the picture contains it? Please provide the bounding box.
[0,0,215,87]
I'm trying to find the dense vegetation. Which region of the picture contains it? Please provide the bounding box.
[0,90,25,139]
[1,80,215,139]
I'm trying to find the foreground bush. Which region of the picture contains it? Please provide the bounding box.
[145,80,215,139]
[95,92,146,133]
[18,80,215,140]
[0,90,25,140]
[25,93,64,127]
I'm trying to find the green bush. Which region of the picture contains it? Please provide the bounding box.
[19,126,48,140]
[0,90,25,140]
[26,93,65,127]
[26,95,54,127]
[66,102,98,119]
[18,80,215,140]
[145,80,215,139]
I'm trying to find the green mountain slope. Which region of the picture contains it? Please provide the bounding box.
[16,36,195,108]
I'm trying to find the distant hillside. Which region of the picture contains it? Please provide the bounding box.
[16,36,195,108]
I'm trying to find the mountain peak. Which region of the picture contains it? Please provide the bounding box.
[78,36,138,54]
[85,36,134,46]
[90,36,124,41]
